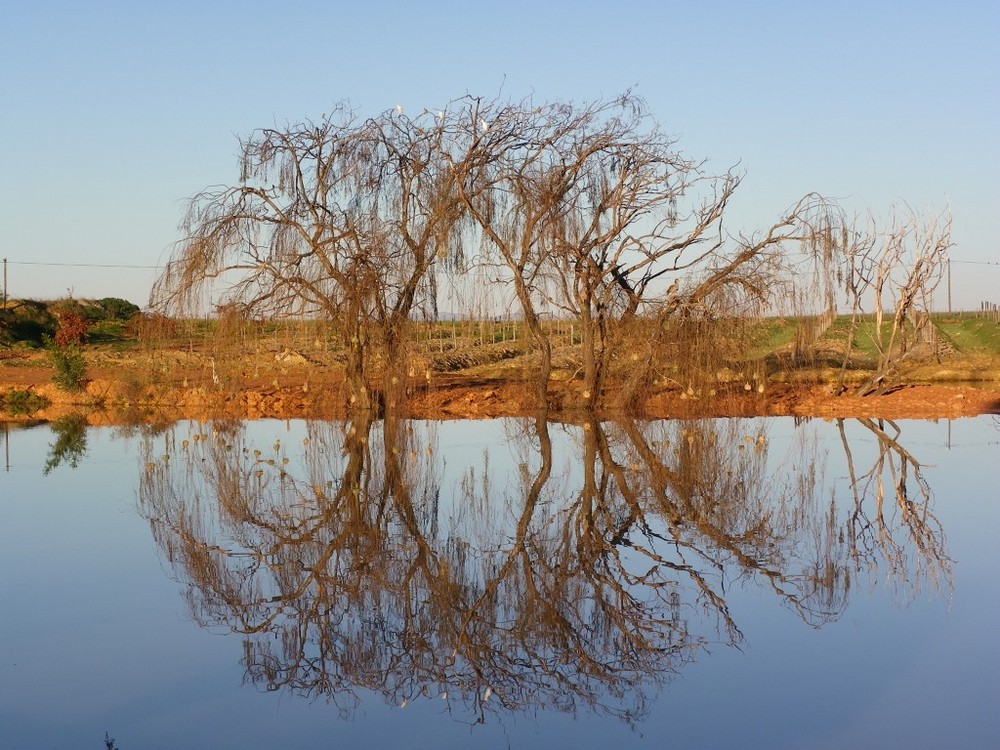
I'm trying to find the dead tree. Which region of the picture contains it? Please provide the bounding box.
[449,96,584,406]
[151,104,468,412]
[452,94,847,410]
[449,94,744,409]
[853,208,952,395]
[152,93,937,410]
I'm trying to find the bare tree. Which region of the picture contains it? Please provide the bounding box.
[656,193,845,400]
[537,103,738,410]
[151,93,946,411]
[151,104,468,412]
[450,94,853,410]
[450,94,742,409]
[448,97,583,405]
[359,108,471,407]
[854,208,952,395]
[830,217,880,391]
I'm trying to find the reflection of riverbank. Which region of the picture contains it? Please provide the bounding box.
[2,378,999,424]
[134,415,952,724]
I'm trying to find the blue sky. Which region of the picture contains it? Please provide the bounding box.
[2,0,997,308]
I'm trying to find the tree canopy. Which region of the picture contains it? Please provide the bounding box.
[152,93,949,409]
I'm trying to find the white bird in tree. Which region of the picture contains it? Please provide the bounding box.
[666,279,680,297]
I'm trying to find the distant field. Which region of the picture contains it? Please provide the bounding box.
[3,299,999,390]
[933,313,1000,354]
[753,312,1000,362]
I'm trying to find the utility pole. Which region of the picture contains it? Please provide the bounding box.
[2,257,6,308]
[947,258,952,313]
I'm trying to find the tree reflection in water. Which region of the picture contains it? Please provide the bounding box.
[43,413,89,475]
[837,417,952,597]
[136,413,950,724]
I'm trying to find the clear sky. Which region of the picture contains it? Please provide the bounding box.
[2,0,997,309]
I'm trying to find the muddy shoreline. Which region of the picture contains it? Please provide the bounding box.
[3,372,999,425]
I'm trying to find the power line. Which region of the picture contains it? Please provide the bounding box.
[6,258,996,269]
[7,260,164,269]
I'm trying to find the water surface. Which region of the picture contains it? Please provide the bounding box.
[1,415,997,749]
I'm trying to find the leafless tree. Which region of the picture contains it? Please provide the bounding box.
[150,92,953,411]
[449,94,853,409]
[774,204,952,395]
[448,94,739,408]
[448,97,583,405]
[655,193,845,399]
[828,217,880,390]
[151,104,469,412]
[853,208,952,395]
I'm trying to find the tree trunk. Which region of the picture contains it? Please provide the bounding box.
[509,275,551,410]
[580,304,599,411]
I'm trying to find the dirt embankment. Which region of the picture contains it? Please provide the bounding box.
[2,356,999,425]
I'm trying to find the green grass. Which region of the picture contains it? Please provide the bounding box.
[817,316,936,359]
[933,314,1000,355]
[823,318,882,358]
[743,317,799,357]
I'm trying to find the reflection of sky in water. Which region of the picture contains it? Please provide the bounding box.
[0,417,997,749]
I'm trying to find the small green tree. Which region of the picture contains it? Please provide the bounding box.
[49,343,88,391]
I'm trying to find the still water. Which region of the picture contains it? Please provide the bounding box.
[1,415,997,749]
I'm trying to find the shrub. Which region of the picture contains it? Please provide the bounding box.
[50,344,88,391]
[52,300,89,346]
[0,388,50,415]
[96,297,141,321]
[0,299,56,346]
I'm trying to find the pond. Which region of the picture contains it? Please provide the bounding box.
[1,415,998,749]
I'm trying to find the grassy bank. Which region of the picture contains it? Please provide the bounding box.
[2,300,999,420]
